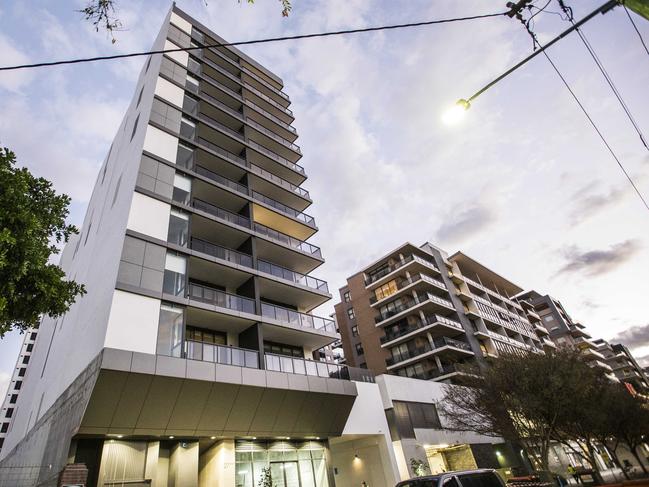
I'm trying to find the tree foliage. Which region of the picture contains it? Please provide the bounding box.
[439,348,649,477]
[0,148,85,337]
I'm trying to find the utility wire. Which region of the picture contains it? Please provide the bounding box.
[558,2,649,150]
[623,4,649,58]
[0,11,507,72]
[536,41,649,212]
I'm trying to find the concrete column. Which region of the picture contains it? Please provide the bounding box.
[199,439,235,487]
[145,441,160,487]
[169,441,199,487]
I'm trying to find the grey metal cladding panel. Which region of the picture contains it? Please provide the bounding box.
[225,386,265,432]
[327,395,357,435]
[166,379,212,431]
[139,155,158,178]
[291,394,323,435]
[143,242,166,270]
[156,163,175,185]
[81,370,130,428]
[154,180,174,200]
[196,382,240,431]
[117,260,143,288]
[248,388,288,434]
[135,376,184,429]
[121,236,146,265]
[272,390,306,434]
[311,394,342,434]
[109,373,154,429]
[140,268,164,293]
[137,172,157,192]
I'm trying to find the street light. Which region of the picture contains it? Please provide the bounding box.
[441,99,470,125]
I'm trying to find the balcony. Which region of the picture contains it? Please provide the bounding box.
[247,140,304,177]
[260,302,336,334]
[246,117,301,155]
[241,64,290,103]
[190,238,253,268]
[257,259,328,292]
[196,136,310,202]
[374,293,455,326]
[365,254,440,287]
[244,98,297,136]
[193,165,315,233]
[244,82,294,118]
[185,340,259,368]
[191,198,321,260]
[380,314,464,346]
[188,282,256,314]
[369,273,447,306]
[386,337,473,368]
[265,353,374,382]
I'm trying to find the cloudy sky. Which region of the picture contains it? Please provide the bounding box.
[1,0,649,396]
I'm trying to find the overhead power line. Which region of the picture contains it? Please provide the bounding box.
[623,4,649,58]
[0,11,507,72]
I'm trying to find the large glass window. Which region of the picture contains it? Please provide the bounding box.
[156,304,184,357]
[235,441,329,487]
[172,173,192,205]
[180,117,196,139]
[375,279,398,301]
[167,209,189,247]
[176,143,194,168]
[163,252,187,296]
[185,74,199,94]
[183,94,199,116]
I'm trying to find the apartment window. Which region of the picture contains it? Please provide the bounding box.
[9,394,17,404]
[185,75,199,94]
[187,56,201,75]
[163,253,187,296]
[387,401,442,441]
[180,117,196,140]
[264,341,304,358]
[343,291,351,303]
[347,308,355,320]
[145,55,152,72]
[130,114,140,142]
[176,143,194,168]
[26,344,33,352]
[167,209,190,247]
[355,343,364,356]
[30,332,37,341]
[22,356,29,364]
[0,423,8,433]
[186,326,226,345]
[375,280,398,301]
[156,303,184,357]
[172,173,192,205]
[359,362,367,369]
[543,315,555,323]
[5,408,13,418]
[84,221,92,246]
[14,381,22,390]
[351,325,359,337]
[182,94,199,116]
[101,144,113,184]
[18,368,26,377]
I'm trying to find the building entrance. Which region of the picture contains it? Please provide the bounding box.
[271,461,301,487]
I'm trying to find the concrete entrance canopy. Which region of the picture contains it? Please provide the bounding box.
[77,348,358,438]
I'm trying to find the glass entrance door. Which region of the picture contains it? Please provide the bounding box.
[271,461,301,487]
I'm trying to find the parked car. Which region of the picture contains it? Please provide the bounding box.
[396,468,507,487]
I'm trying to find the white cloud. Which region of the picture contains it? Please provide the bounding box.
[0,33,34,93]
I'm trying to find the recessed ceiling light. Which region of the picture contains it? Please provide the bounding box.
[210,436,216,440]
[169,435,175,439]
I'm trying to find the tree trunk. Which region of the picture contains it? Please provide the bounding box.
[630,445,648,476]
[585,442,604,485]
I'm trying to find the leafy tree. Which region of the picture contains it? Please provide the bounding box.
[439,349,607,475]
[410,458,430,477]
[257,466,273,487]
[0,148,85,337]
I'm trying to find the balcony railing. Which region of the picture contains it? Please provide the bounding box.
[244,99,297,134]
[365,254,439,285]
[190,238,253,268]
[246,118,301,153]
[188,282,256,314]
[199,111,245,141]
[201,71,243,101]
[245,83,293,116]
[258,259,328,292]
[199,90,244,120]
[260,302,336,333]
[190,237,327,293]
[196,136,309,200]
[193,198,251,228]
[369,273,446,304]
[265,353,374,382]
[253,222,322,258]
[375,293,454,324]
[185,340,259,368]
[251,191,315,227]
[248,140,305,176]
[241,65,290,101]
[380,314,463,344]
[193,165,313,226]
[386,338,471,366]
